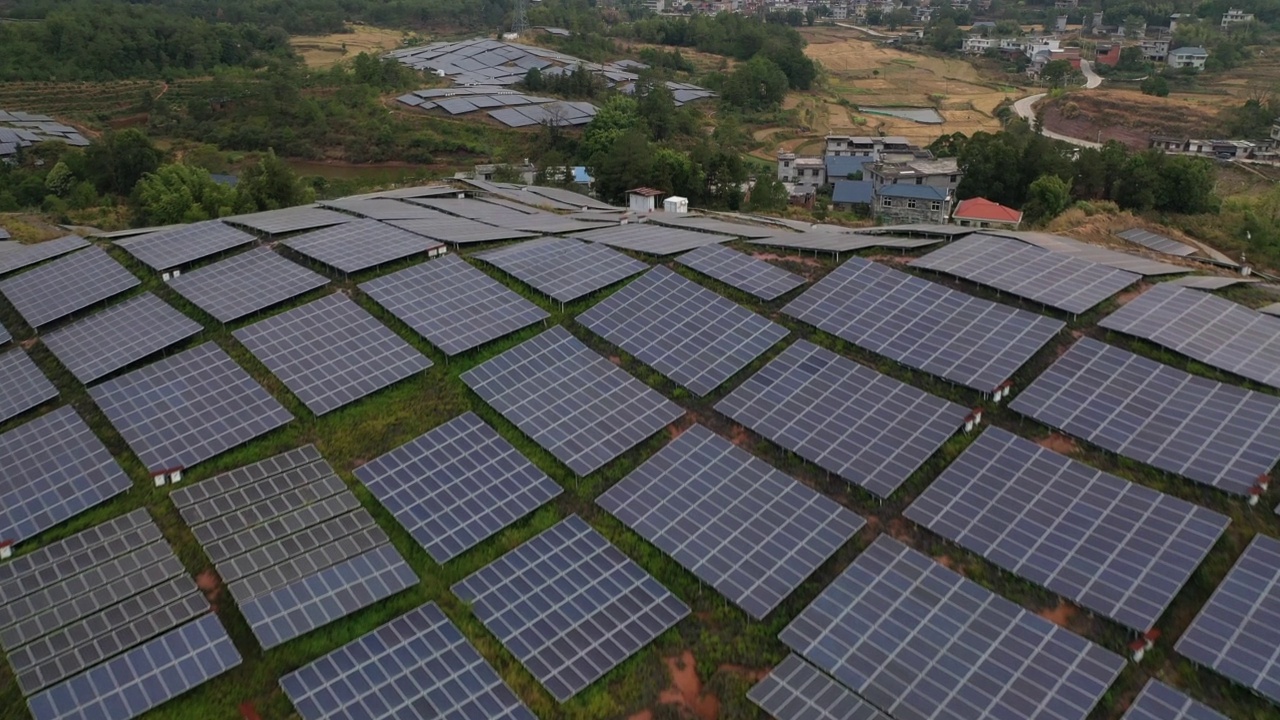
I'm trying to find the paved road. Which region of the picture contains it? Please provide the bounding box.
[1013,60,1103,148]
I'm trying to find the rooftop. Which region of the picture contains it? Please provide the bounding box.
[879,184,950,201]
[953,197,1023,223]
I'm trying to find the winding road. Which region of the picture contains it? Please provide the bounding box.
[1013,59,1103,148]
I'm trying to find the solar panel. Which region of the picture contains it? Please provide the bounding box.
[452,515,690,702]
[0,318,9,346]
[1258,302,1280,318]
[1009,337,1280,496]
[717,340,967,497]
[1099,282,1280,391]
[41,292,202,384]
[171,445,419,650]
[909,233,1140,314]
[0,246,140,327]
[280,602,536,720]
[224,206,355,235]
[0,235,88,277]
[572,223,726,255]
[355,412,562,563]
[1166,275,1256,290]
[115,220,256,271]
[408,196,608,234]
[89,341,294,473]
[359,254,548,355]
[674,244,806,300]
[0,406,130,546]
[598,424,863,619]
[781,535,1126,720]
[748,654,890,720]
[578,266,788,396]
[524,184,618,211]
[749,231,943,253]
[989,231,1188,276]
[648,215,779,239]
[475,237,648,303]
[461,326,683,475]
[1121,680,1229,720]
[386,215,537,245]
[281,219,446,274]
[0,347,57,423]
[905,426,1229,631]
[1175,534,1280,705]
[316,197,446,220]
[167,247,330,323]
[783,256,1065,393]
[1116,228,1197,257]
[0,509,241,720]
[232,294,432,415]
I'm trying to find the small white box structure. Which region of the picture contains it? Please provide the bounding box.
[154,473,167,487]
[627,187,663,214]
[663,196,689,214]
[0,541,12,560]
[169,469,184,484]
[162,269,182,281]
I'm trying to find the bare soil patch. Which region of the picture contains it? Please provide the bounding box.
[631,651,721,720]
[1039,600,1079,629]
[1037,433,1079,455]
[1041,89,1222,149]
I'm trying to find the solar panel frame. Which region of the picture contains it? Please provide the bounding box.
[647,215,779,239]
[41,292,202,384]
[315,197,447,220]
[1120,680,1230,720]
[0,347,57,423]
[716,340,968,498]
[167,247,330,323]
[115,220,256,271]
[1116,228,1198,257]
[1166,276,1256,290]
[572,223,728,255]
[674,244,806,300]
[0,246,140,327]
[748,654,891,720]
[359,254,549,356]
[1009,337,1280,496]
[0,235,88,277]
[223,206,355,235]
[989,230,1188,276]
[452,515,690,702]
[281,219,445,273]
[475,237,649,303]
[749,232,943,253]
[905,426,1230,632]
[386,215,538,245]
[783,256,1066,393]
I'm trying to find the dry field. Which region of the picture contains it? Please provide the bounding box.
[291,25,408,67]
[1041,88,1225,149]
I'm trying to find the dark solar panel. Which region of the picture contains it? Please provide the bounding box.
[781,535,1126,720]
[0,235,88,277]
[1121,680,1229,720]
[475,237,648,303]
[0,318,9,345]
[171,445,418,650]
[1099,282,1280,391]
[461,326,683,476]
[89,341,294,473]
[0,347,57,423]
[359,254,548,355]
[749,232,943,254]
[224,206,355,235]
[905,426,1230,631]
[355,412,562,563]
[909,233,1140,314]
[0,246,140,327]
[41,292,202,384]
[282,219,446,273]
[748,654,890,720]
[572,223,727,255]
[578,266,788,396]
[452,515,690,702]
[675,244,806,300]
[1116,228,1197,257]
[716,340,967,497]
[115,220,256,271]
[317,197,446,220]
[783,257,1064,393]
[386,216,537,245]
[598,424,863,619]
[0,406,130,546]
[232,294,432,415]
[1009,337,1280,496]
[1175,534,1280,705]
[280,602,536,720]
[167,247,330,323]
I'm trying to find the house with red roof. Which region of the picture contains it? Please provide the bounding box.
[952,197,1023,230]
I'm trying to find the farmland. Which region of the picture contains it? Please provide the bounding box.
[290,25,411,68]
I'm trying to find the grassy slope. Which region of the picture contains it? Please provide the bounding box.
[0,231,1277,720]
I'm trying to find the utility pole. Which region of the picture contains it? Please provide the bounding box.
[512,0,529,35]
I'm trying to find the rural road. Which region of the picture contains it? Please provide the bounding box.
[833,22,894,38]
[1013,60,1103,148]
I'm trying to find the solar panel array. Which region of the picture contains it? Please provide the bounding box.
[354,412,562,564]
[1009,337,1280,496]
[461,326,683,475]
[1121,680,1229,720]
[717,340,967,497]
[648,214,779,239]
[359,254,548,355]
[171,445,419,650]
[578,266,788,395]
[909,233,1140,314]
[0,347,57,423]
[991,231,1187,275]
[410,197,610,234]
[168,247,330,323]
[1166,275,1256,290]
[475,237,648,303]
[0,509,242,720]
[41,292,202,384]
[783,257,1065,392]
[1175,534,1280,705]
[461,179,583,211]
[750,231,943,254]
[233,293,432,416]
[781,534,1126,720]
[905,427,1230,631]
[0,406,131,545]
[572,223,727,255]
[747,654,891,720]
[1117,228,1198,257]
[1099,282,1280,391]
[280,602,536,720]
[0,246,140,327]
[115,220,256,271]
[523,184,618,211]
[0,234,88,276]
[224,206,354,235]
[0,317,9,345]
[316,197,443,220]
[452,515,690,702]
[598,424,863,619]
[675,243,806,300]
[281,219,445,273]
[386,216,537,245]
[90,341,294,473]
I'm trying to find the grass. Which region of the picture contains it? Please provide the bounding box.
[0,230,1278,720]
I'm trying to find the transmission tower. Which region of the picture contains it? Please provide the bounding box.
[512,0,529,36]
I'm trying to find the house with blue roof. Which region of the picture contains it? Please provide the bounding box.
[832,180,874,212]
[876,184,953,224]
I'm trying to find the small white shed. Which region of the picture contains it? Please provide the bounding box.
[663,196,688,213]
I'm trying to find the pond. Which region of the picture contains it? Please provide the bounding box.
[858,106,946,124]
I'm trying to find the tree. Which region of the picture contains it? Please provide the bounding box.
[44,161,75,197]
[884,8,913,30]
[233,149,312,212]
[636,82,677,141]
[523,66,543,91]
[83,128,163,195]
[1140,75,1169,97]
[133,163,236,225]
[720,55,789,111]
[1022,175,1073,224]
[747,173,788,212]
[1040,60,1073,87]
[930,19,963,52]
[589,128,656,204]
[1117,46,1146,71]
[581,95,643,162]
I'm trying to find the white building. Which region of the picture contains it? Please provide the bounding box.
[1271,121,1280,144]
[777,152,826,194]
[824,135,912,157]
[1168,46,1208,71]
[963,35,996,54]
[627,187,663,214]
[1221,8,1255,28]
[830,2,848,19]
[1141,38,1171,62]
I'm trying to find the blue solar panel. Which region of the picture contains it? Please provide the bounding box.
[1121,680,1229,720]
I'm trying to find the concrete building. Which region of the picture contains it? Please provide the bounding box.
[865,157,962,193]
[963,35,997,54]
[876,185,952,224]
[824,135,912,157]
[1055,15,1068,32]
[1168,46,1208,71]
[1141,38,1170,62]
[777,152,827,195]
[830,1,848,19]
[1271,121,1280,144]
[831,180,874,211]
[952,197,1022,230]
[1095,43,1121,67]
[1221,8,1255,29]
[627,187,663,214]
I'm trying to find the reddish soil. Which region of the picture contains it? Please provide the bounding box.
[629,651,721,720]
[609,355,622,365]
[20,338,37,350]
[196,568,223,609]
[750,251,826,268]
[1039,601,1079,628]
[1037,433,1078,455]
[935,555,956,571]
[887,517,915,542]
[865,253,912,265]
[718,664,770,682]
[728,424,752,449]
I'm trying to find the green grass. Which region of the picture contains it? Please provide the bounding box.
[0,233,1277,720]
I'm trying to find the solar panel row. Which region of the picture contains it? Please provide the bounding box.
[572,223,727,255]
[476,237,648,303]
[282,219,446,274]
[1116,228,1197,257]
[41,292,202,384]
[225,206,354,235]
[387,216,537,245]
[1121,680,1229,720]
[675,244,806,300]
[168,247,330,323]
[0,246,140,327]
[0,347,57,423]
[0,235,88,277]
[747,654,891,720]
[115,220,256,271]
